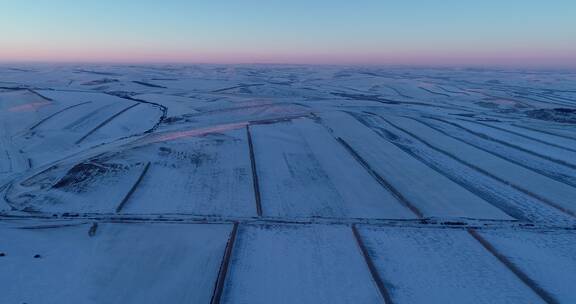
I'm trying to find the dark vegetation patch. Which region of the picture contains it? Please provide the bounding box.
[331,92,401,104]
[526,108,576,124]
[82,78,119,86]
[155,147,214,169]
[75,69,120,76]
[52,162,123,191]
[107,91,136,98]
[132,81,167,88]
[162,115,192,124]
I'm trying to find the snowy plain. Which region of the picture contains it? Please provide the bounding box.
[1,64,576,303]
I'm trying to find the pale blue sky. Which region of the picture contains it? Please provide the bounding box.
[1,0,575,65]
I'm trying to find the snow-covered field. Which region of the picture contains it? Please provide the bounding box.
[1,64,575,303]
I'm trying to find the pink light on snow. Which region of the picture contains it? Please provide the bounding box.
[8,101,51,112]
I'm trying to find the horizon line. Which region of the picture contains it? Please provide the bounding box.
[1,60,576,71]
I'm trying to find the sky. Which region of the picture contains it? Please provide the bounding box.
[1,0,575,67]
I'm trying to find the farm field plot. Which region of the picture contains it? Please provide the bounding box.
[357,226,548,303]
[250,118,416,219]
[1,65,576,303]
[0,222,232,304]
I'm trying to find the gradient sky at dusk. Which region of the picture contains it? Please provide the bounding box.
[1,0,575,66]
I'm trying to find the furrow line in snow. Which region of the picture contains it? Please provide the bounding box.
[186,102,285,117]
[467,229,560,304]
[514,93,575,107]
[210,222,239,304]
[329,91,464,110]
[431,115,576,170]
[0,86,53,101]
[103,91,168,134]
[28,101,93,131]
[246,125,263,217]
[383,85,413,99]
[75,103,139,144]
[418,86,450,97]
[516,91,576,106]
[512,123,576,142]
[359,113,524,221]
[424,117,576,189]
[63,103,115,130]
[248,113,313,126]
[335,137,424,218]
[409,117,576,218]
[536,90,576,102]
[352,224,395,304]
[436,85,470,95]
[115,162,151,213]
[460,119,576,154]
[26,88,54,101]
[1,149,13,173]
[210,83,265,93]
[132,80,167,89]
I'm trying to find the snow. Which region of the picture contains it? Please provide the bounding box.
[479,229,576,303]
[0,222,232,304]
[358,226,546,303]
[222,224,383,304]
[320,111,512,220]
[489,121,576,151]
[251,118,415,219]
[121,128,257,216]
[378,114,576,216]
[453,118,576,168]
[1,64,576,303]
[356,113,574,223]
